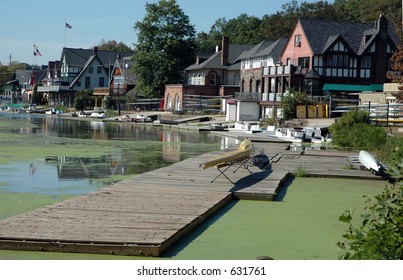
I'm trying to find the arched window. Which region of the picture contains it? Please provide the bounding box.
[249,79,253,92]
[167,95,172,111]
[208,72,217,86]
[175,95,181,111]
[241,79,245,92]
[256,79,261,93]
[234,73,240,86]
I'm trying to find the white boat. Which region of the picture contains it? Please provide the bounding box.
[90,112,107,118]
[273,127,305,143]
[358,150,381,173]
[311,136,323,144]
[133,114,152,122]
[228,121,251,132]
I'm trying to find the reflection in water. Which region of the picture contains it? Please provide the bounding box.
[0,113,223,195]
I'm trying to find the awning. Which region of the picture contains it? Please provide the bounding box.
[322,84,383,92]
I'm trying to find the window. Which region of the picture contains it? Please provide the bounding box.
[298,57,310,69]
[209,72,217,86]
[99,77,105,87]
[175,95,180,111]
[97,66,102,74]
[89,67,93,73]
[294,35,302,47]
[234,73,240,86]
[361,56,371,68]
[85,77,91,89]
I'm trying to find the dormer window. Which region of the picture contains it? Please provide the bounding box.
[295,35,302,47]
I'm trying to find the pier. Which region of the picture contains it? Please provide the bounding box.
[0,142,381,257]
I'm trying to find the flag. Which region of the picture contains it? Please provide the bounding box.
[33,45,42,56]
[30,70,36,86]
[65,22,72,29]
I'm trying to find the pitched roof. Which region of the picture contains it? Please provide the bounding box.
[115,58,136,86]
[61,47,133,68]
[258,38,288,63]
[70,55,101,86]
[300,16,400,55]
[238,40,275,60]
[15,69,32,84]
[185,44,254,71]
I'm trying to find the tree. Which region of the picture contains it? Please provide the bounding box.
[329,109,387,150]
[333,0,402,35]
[97,39,132,52]
[132,0,196,98]
[73,90,94,111]
[386,44,403,102]
[280,89,313,120]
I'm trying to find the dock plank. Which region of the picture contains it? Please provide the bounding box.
[0,142,382,256]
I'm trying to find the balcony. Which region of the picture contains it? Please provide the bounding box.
[93,87,110,96]
[37,85,72,93]
[263,65,292,76]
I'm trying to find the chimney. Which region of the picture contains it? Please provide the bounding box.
[373,14,388,84]
[377,13,388,34]
[221,36,229,65]
[93,46,98,55]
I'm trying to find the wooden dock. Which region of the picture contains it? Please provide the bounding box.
[0,142,381,257]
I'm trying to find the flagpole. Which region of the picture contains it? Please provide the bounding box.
[65,24,67,47]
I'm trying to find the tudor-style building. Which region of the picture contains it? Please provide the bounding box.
[264,14,399,98]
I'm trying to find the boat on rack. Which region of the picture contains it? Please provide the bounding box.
[358,150,381,173]
[201,139,253,169]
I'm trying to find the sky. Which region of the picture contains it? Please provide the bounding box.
[0,0,322,66]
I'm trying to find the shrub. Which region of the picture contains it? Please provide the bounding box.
[329,109,387,150]
[337,176,403,259]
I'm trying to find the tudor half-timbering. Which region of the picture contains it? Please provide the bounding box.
[265,14,399,98]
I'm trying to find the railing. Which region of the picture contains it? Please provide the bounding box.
[332,103,403,124]
[37,85,71,92]
[263,65,292,76]
[93,87,109,95]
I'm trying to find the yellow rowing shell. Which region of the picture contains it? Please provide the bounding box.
[202,139,253,169]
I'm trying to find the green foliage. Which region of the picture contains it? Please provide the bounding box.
[133,0,196,98]
[73,90,94,111]
[381,136,403,168]
[0,62,30,94]
[97,39,132,52]
[337,177,403,259]
[333,0,401,32]
[294,165,310,177]
[195,0,401,53]
[329,109,387,150]
[280,89,313,120]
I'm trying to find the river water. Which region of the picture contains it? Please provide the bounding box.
[0,113,224,196]
[0,113,387,260]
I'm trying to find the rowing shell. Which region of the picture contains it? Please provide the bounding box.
[358,150,381,173]
[202,139,253,169]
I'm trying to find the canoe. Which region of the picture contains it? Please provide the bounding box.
[202,139,253,169]
[358,150,380,172]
